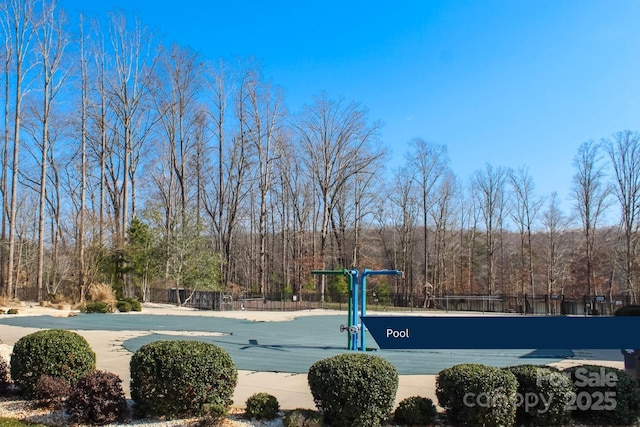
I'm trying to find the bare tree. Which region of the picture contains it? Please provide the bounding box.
[77,14,89,302]
[572,140,611,309]
[152,44,205,295]
[203,62,253,289]
[86,18,109,248]
[240,67,284,296]
[508,166,543,297]
[457,182,480,294]
[430,171,457,301]
[273,133,314,296]
[542,192,569,311]
[389,166,419,302]
[32,0,68,301]
[603,130,640,301]
[293,93,384,301]
[0,0,12,292]
[406,139,448,300]
[472,163,508,296]
[1,0,38,298]
[104,13,157,247]
[154,44,203,215]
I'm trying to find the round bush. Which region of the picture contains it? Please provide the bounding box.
[66,370,128,425]
[33,375,71,409]
[245,392,280,420]
[283,408,323,427]
[0,357,12,396]
[308,353,398,427]
[504,364,573,426]
[394,395,438,426]
[116,300,132,312]
[10,329,96,398]
[130,340,238,418]
[126,297,142,312]
[563,364,640,425]
[436,363,517,427]
[84,301,112,313]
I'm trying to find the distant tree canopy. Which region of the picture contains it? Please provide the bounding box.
[0,0,637,305]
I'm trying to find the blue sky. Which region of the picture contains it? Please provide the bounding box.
[61,0,640,210]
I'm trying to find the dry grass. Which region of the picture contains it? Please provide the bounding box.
[87,283,117,308]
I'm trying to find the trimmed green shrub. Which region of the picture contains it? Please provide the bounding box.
[245,392,280,420]
[66,370,128,425]
[126,297,142,312]
[394,396,438,426]
[436,363,517,427]
[283,408,324,427]
[84,301,112,313]
[563,364,640,425]
[0,356,12,396]
[33,375,70,409]
[6,308,18,315]
[194,403,228,426]
[130,340,238,418]
[116,300,132,313]
[10,329,96,398]
[504,364,573,426]
[308,353,398,427]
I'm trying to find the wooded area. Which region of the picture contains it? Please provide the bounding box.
[0,0,639,307]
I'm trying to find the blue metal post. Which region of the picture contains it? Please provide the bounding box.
[347,269,358,350]
[351,269,359,351]
[360,269,369,351]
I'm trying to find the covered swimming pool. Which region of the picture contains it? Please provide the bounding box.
[0,313,617,375]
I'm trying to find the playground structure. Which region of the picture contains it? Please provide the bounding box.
[312,268,403,351]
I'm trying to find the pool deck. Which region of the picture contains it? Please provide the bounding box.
[0,303,626,410]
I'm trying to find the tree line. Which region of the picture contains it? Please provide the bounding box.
[0,0,638,306]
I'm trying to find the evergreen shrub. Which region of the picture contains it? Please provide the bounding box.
[563,364,640,426]
[282,408,323,427]
[116,300,132,312]
[504,364,573,426]
[130,340,237,418]
[245,392,280,420]
[126,297,142,311]
[10,329,96,398]
[0,357,12,396]
[393,396,438,426]
[308,353,398,427]
[84,301,112,313]
[436,363,517,427]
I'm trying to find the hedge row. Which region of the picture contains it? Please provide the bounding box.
[437,363,640,427]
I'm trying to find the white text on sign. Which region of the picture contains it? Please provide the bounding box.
[386,328,410,338]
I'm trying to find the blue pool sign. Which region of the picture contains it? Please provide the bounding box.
[361,316,640,349]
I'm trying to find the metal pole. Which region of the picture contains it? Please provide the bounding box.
[348,269,359,351]
[361,270,368,351]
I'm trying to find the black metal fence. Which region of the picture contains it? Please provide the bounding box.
[157,288,633,316]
